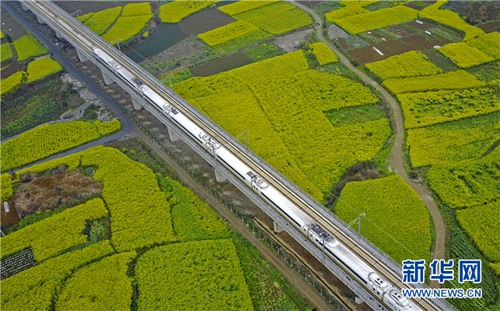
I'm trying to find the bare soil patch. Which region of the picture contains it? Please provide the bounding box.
[191,52,253,77]
[180,8,235,35]
[348,33,449,64]
[13,169,102,219]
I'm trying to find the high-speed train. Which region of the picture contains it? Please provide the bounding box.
[29,2,418,306]
[91,46,418,311]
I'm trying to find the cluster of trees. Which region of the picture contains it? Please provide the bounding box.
[1,120,121,171]
[1,198,108,262]
[136,240,253,311]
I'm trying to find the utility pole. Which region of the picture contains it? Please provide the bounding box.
[348,212,366,234]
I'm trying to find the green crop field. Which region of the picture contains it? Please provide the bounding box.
[136,240,253,310]
[398,87,500,128]
[81,6,121,35]
[383,70,485,94]
[366,51,443,79]
[310,42,338,65]
[219,1,276,15]
[439,42,495,68]
[159,0,214,23]
[427,148,500,209]
[334,175,432,263]
[121,2,151,16]
[333,5,418,34]
[467,32,500,60]
[198,20,260,46]
[26,57,62,83]
[0,71,24,95]
[56,252,135,310]
[12,35,48,61]
[103,15,151,44]
[407,112,499,167]
[1,43,13,62]
[175,51,387,201]
[1,120,121,172]
[1,198,108,261]
[233,2,312,35]
[324,0,376,21]
[1,173,14,202]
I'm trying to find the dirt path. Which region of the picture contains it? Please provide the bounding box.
[132,130,339,311]
[292,2,446,286]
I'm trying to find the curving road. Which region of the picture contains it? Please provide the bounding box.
[292,1,446,285]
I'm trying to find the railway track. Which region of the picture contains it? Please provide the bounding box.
[27,2,449,310]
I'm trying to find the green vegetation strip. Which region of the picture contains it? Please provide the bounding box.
[1,120,121,172]
[439,42,495,69]
[310,42,338,65]
[13,35,48,61]
[159,0,214,23]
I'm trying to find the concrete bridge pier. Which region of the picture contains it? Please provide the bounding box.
[76,49,88,62]
[214,169,227,183]
[167,128,179,142]
[37,16,46,25]
[21,3,29,11]
[102,71,114,86]
[273,221,284,233]
[355,296,364,305]
[131,97,143,110]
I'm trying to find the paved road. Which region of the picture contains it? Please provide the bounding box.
[292,2,447,286]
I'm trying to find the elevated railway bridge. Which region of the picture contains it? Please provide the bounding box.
[19,1,453,310]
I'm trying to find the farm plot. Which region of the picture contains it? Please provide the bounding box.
[407,112,500,167]
[383,70,485,94]
[12,146,176,252]
[175,51,387,201]
[219,1,276,15]
[333,6,418,35]
[419,0,484,41]
[365,50,443,79]
[198,20,261,46]
[160,176,230,242]
[79,6,121,35]
[334,175,432,263]
[1,120,121,172]
[324,1,375,21]
[1,173,14,201]
[56,252,135,311]
[427,148,500,209]
[1,241,114,311]
[135,239,253,311]
[1,198,107,262]
[438,41,495,68]
[0,71,24,95]
[159,1,214,23]
[25,57,62,83]
[457,201,500,263]
[1,43,13,62]
[233,1,312,35]
[12,35,48,61]
[310,42,338,65]
[102,15,151,44]
[398,87,500,128]
[467,32,500,60]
